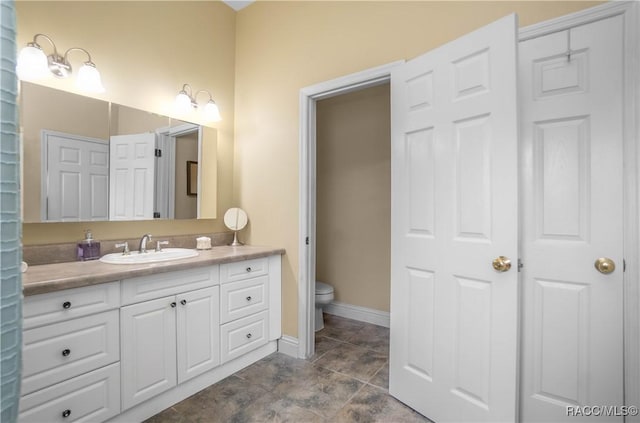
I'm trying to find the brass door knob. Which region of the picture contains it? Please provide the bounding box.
[492,256,511,272]
[595,257,615,274]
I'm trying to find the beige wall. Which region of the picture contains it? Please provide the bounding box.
[234,1,604,337]
[316,83,390,312]
[110,104,169,136]
[17,1,236,244]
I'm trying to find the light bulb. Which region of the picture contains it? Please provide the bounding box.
[16,45,49,80]
[76,62,105,93]
[203,100,221,122]
[175,92,193,114]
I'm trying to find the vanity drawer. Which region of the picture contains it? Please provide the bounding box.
[220,275,268,324]
[121,265,219,305]
[23,282,120,330]
[19,362,120,423]
[220,257,269,284]
[22,310,119,395]
[220,310,268,363]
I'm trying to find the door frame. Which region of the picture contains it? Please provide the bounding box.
[298,2,639,410]
[156,123,201,219]
[298,60,403,358]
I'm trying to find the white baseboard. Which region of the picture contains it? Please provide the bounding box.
[324,301,390,328]
[277,335,299,358]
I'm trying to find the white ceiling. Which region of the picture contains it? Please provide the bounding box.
[222,1,254,11]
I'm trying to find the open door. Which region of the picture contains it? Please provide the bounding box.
[43,130,109,222]
[389,14,519,422]
[109,132,156,220]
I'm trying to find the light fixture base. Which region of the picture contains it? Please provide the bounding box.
[48,54,71,78]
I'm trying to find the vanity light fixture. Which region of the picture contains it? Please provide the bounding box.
[17,33,105,93]
[175,83,221,122]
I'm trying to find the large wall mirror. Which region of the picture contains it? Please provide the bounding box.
[21,82,217,223]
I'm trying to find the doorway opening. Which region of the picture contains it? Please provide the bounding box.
[298,61,401,358]
[315,82,391,332]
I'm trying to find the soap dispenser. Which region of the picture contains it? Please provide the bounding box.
[77,229,101,261]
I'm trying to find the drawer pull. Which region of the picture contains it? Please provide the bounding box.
[62,409,71,418]
[180,299,187,305]
[62,301,71,309]
[246,267,252,272]
[246,296,252,302]
[62,349,71,357]
[246,333,252,339]
[170,302,177,308]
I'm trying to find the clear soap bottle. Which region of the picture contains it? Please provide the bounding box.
[77,229,101,261]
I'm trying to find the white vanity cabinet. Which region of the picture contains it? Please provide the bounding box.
[219,257,271,362]
[120,267,220,410]
[20,250,283,423]
[19,282,121,423]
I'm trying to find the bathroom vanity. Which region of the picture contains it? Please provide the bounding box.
[19,246,284,423]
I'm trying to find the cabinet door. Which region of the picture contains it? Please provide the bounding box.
[121,296,177,410]
[176,287,220,384]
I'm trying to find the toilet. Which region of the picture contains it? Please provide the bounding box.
[315,281,334,331]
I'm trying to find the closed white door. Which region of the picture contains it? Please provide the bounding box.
[390,14,519,422]
[109,132,156,220]
[519,15,624,423]
[120,297,177,410]
[44,131,108,221]
[176,287,220,384]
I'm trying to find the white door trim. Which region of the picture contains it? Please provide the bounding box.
[298,6,639,409]
[298,60,403,358]
[519,2,639,417]
[156,123,200,219]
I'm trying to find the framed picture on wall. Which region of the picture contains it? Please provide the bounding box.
[187,161,198,196]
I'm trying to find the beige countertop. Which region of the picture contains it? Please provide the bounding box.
[23,245,286,296]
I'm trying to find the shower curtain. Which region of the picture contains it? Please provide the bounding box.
[0,1,22,422]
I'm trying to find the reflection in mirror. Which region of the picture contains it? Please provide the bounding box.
[21,82,217,222]
[108,103,170,220]
[21,82,110,223]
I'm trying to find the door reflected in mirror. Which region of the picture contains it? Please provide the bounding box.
[21,81,217,222]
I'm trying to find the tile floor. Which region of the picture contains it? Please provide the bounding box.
[144,313,432,422]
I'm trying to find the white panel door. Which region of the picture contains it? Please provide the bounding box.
[120,296,177,410]
[176,287,220,384]
[44,131,109,222]
[519,16,624,423]
[109,132,156,220]
[390,14,519,422]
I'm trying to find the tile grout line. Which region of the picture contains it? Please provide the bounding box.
[323,377,370,421]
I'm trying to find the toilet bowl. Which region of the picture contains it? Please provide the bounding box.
[315,281,334,331]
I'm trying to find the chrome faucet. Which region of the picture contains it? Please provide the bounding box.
[138,234,152,253]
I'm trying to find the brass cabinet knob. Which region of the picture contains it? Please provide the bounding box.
[492,256,511,272]
[595,257,615,274]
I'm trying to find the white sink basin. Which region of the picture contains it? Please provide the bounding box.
[100,248,199,265]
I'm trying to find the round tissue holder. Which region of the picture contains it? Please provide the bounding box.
[196,236,212,250]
